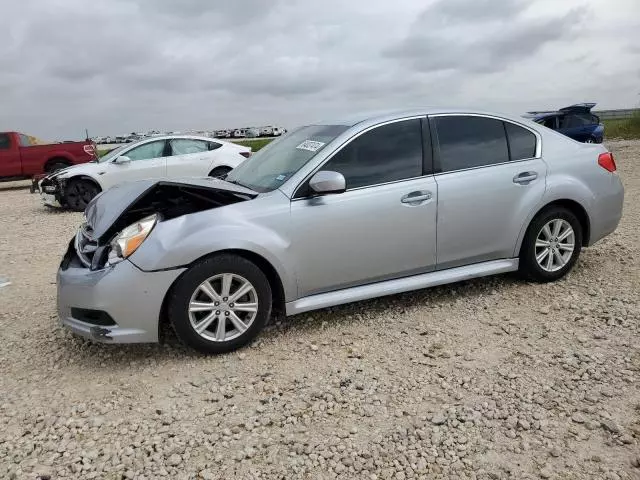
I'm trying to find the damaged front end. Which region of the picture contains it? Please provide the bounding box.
[37,175,68,208]
[62,179,257,272]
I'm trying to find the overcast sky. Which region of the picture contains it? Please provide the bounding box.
[1,0,638,139]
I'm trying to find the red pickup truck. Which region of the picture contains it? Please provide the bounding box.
[0,131,96,182]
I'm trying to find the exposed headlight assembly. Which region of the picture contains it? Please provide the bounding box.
[107,214,157,265]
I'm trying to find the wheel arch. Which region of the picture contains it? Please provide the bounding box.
[44,156,72,172]
[64,174,103,192]
[516,199,591,257]
[158,249,286,342]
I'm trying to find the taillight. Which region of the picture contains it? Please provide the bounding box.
[84,144,96,156]
[598,152,616,172]
[240,151,251,158]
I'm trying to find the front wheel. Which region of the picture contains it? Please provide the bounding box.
[168,254,272,354]
[519,207,582,282]
[65,179,100,212]
[208,166,232,179]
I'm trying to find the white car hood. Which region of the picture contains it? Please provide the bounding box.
[46,161,106,181]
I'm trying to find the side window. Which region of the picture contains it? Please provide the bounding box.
[320,119,423,189]
[125,140,166,161]
[539,117,557,129]
[208,141,222,151]
[561,114,592,128]
[505,123,537,160]
[169,139,209,156]
[0,133,10,150]
[433,116,509,172]
[19,134,32,146]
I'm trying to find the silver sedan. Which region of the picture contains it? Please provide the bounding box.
[57,108,624,353]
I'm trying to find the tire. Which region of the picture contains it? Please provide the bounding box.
[64,178,100,212]
[168,254,272,354]
[46,161,71,173]
[585,137,595,144]
[209,166,232,179]
[519,206,582,282]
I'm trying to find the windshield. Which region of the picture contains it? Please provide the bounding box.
[225,124,349,192]
[97,144,130,163]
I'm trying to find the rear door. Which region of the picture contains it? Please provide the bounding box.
[0,133,22,176]
[165,138,220,178]
[430,115,547,269]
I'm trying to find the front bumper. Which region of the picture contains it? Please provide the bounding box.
[57,246,185,343]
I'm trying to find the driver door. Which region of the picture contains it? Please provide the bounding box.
[104,139,168,189]
[289,118,438,298]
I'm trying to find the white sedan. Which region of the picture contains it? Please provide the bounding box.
[37,135,251,211]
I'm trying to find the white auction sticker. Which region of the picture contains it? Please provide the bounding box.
[296,140,325,152]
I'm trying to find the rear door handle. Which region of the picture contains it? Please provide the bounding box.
[401,191,432,204]
[513,172,538,185]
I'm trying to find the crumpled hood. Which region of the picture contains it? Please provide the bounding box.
[84,177,258,241]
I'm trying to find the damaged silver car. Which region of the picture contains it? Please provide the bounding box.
[57,109,624,354]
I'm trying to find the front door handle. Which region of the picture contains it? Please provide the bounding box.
[513,171,538,185]
[401,191,432,204]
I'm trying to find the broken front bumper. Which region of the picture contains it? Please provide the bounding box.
[35,176,65,208]
[57,241,185,343]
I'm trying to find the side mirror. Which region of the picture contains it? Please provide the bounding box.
[114,155,131,164]
[308,170,346,195]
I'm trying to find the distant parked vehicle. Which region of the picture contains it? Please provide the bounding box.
[246,128,261,138]
[0,131,96,183]
[233,129,247,138]
[36,135,251,211]
[524,103,604,143]
[260,126,274,136]
[272,126,285,136]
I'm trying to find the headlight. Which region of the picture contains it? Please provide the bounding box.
[107,214,157,265]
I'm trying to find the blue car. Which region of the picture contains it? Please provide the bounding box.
[524,103,604,143]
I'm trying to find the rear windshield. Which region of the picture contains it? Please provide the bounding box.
[226,125,349,192]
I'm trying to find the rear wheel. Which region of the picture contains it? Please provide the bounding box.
[585,137,595,144]
[519,206,582,282]
[208,166,232,179]
[168,254,272,354]
[65,179,100,212]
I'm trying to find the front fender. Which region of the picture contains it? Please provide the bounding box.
[129,215,296,301]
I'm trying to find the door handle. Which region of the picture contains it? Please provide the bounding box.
[401,191,432,204]
[513,172,538,185]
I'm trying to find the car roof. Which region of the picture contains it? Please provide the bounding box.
[319,107,536,128]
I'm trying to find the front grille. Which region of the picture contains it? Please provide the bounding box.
[75,223,98,268]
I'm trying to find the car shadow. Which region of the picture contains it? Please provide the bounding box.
[56,272,525,368]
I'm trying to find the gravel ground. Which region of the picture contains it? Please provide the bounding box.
[1,140,639,480]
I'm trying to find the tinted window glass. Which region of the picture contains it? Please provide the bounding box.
[208,141,222,151]
[125,140,166,161]
[170,139,208,156]
[321,119,423,189]
[505,123,536,160]
[538,116,557,129]
[0,133,10,149]
[433,116,509,172]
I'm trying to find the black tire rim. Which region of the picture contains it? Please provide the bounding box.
[66,182,96,210]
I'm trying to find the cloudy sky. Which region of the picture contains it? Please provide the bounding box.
[1,0,638,139]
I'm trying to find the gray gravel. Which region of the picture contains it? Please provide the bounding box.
[1,140,639,480]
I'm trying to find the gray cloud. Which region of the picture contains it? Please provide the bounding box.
[0,0,637,139]
[385,2,588,74]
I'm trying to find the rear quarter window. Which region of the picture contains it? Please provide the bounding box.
[505,123,537,160]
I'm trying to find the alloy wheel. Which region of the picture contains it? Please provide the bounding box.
[188,273,258,342]
[535,219,575,272]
